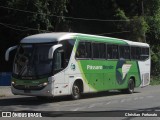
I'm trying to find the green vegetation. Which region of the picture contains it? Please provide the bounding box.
[150,76,160,85]
[0,0,159,82]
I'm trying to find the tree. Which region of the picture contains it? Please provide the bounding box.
[0,0,69,71]
[68,0,129,38]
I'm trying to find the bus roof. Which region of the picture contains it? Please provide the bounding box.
[21,32,77,43]
[21,32,149,47]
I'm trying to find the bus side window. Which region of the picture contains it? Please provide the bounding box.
[53,49,64,71]
[112,45,119,59]
[140,47,149,60]
[131,47,136,60]
[85,42,91,58]
[92,43,99,58]
[136,47,141,60]
[119,46,124,59]
[107,45,112,59]
[119,46,130,59]
[107,45,118,59]
[92,42,106,59]
[76,42,85,58]
[76,42,91,59]
[131,47,141,60]
[125,47,130,59]
[59,40,75,68]
[99,43,106,59]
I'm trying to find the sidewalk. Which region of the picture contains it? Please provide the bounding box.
[0,86,13,97]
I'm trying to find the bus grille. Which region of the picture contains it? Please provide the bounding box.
[13,85,45,90]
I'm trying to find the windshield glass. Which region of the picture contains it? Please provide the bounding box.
[13,43,56,78]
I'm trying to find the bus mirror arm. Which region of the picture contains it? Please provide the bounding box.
[5,46,17,61]
[48,44,62,59]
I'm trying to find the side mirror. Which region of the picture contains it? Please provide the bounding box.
[48,44,62,59]
[5,46,17,61]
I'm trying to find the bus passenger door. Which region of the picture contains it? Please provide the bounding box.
[52,49,69,95]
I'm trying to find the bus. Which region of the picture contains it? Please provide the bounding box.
[5,32,150,100]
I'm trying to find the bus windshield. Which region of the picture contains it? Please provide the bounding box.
[13,43,57,78]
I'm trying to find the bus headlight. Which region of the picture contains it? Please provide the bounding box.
[38,82,48,87]
[43,82,48,86]
[11,81,15,85]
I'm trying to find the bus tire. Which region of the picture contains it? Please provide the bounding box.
[71,82,81,100]
[126,78,135,94]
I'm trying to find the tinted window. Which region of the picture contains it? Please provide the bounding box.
[92,43,99,58]
[60,39,75,67]
[107,45,112,59]
[119,46,130,59]
[85,42,91,58]
[76,42,91,58]
[107,45,119,59]
[131,47,141,60]
[140,47,149,60]
[99,43,106,59]
[92,43,106,59]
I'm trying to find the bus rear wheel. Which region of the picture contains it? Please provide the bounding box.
[71,82,81,100]
[121,79,135,94]
[126,79,135,94]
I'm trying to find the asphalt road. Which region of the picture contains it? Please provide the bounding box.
[0,85,160,120]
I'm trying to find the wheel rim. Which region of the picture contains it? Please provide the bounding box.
[73,85,80,97]
[129,80,134,92]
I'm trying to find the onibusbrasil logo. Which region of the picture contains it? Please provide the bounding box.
[1,112,42,118]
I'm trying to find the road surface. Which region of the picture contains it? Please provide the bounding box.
[0,85,160,119]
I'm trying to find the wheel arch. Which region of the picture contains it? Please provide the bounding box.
[70,78,84,94]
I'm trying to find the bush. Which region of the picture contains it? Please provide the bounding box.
[150,76,160,85]
[151,45,160,76]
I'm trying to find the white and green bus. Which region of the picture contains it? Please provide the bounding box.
[5,32,150,99]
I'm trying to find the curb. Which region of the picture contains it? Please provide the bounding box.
[0,86,13,97]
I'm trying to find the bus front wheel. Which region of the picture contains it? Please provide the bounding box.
[71,82,81,100]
